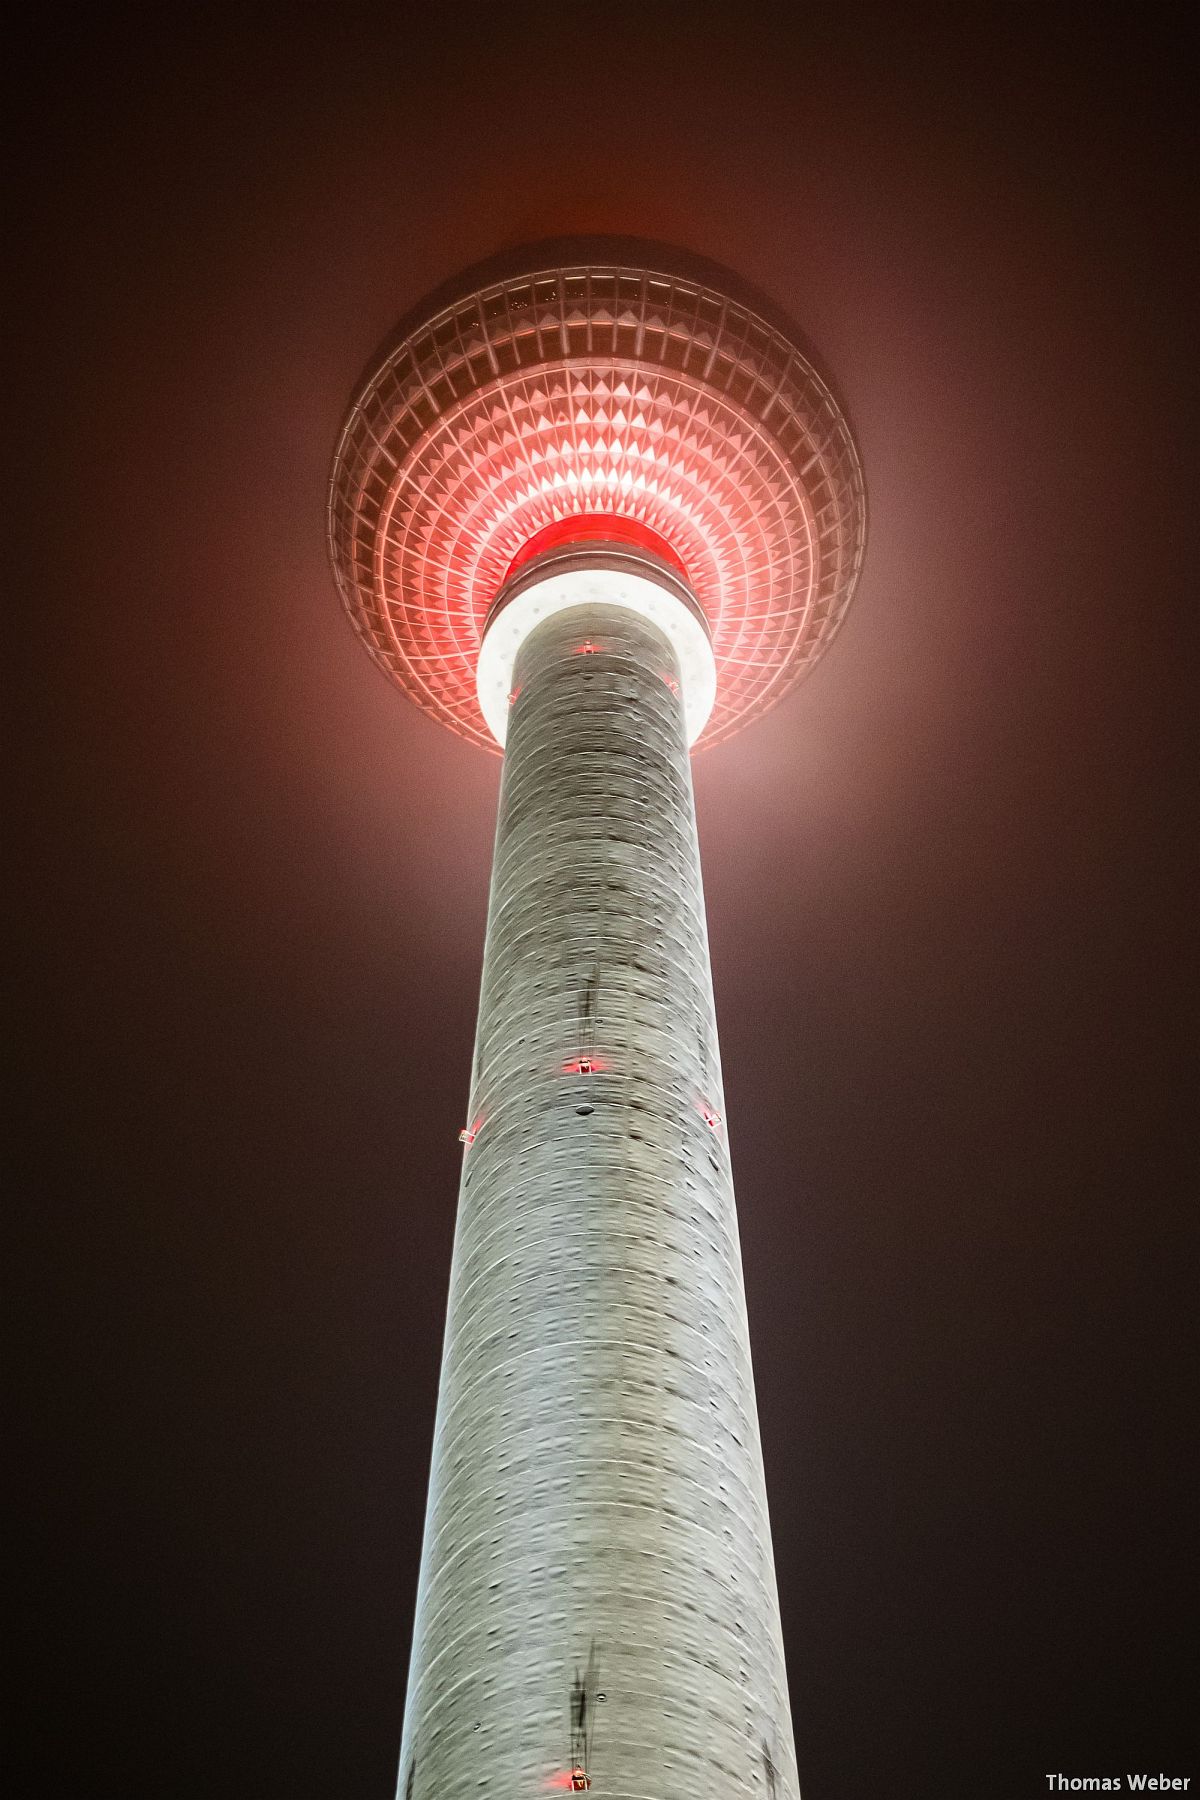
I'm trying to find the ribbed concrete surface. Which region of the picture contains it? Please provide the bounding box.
[398,604,798,1799]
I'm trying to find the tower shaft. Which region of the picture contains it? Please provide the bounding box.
[400,602,797,1797]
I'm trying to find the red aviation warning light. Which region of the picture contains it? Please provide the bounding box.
[458,1115,483,1145]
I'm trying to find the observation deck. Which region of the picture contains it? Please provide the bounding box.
[328,244,866,750]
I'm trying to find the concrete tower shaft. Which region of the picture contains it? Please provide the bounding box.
[399,601,796,1798]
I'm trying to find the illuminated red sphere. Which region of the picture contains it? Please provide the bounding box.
[328,245,867,750]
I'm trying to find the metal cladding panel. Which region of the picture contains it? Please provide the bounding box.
[399,604,797,1799]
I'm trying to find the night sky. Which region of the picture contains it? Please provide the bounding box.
[13,9,1194,1799]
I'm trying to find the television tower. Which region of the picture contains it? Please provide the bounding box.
[328,245,866,1798]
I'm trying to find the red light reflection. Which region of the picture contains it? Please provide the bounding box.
[505,511,690,585]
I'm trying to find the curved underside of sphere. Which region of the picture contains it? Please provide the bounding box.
[328,250,866,750]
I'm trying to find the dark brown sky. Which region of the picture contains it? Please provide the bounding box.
[13,9,1194,1799]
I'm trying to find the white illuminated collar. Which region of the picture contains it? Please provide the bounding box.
[477,544,717,748]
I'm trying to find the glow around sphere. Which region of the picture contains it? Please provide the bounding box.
[328,249,867,751]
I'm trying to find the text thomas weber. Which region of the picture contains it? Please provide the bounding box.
[1045,1778,1191,1791]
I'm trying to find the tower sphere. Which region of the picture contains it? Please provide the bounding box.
[328,242,867,749]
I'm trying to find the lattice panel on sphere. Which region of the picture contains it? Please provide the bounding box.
[329,260,866,749]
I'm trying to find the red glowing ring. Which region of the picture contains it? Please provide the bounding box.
[503,513,692,586]
[328,256,866,750]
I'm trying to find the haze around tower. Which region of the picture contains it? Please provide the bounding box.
[10,7,1193,1799]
